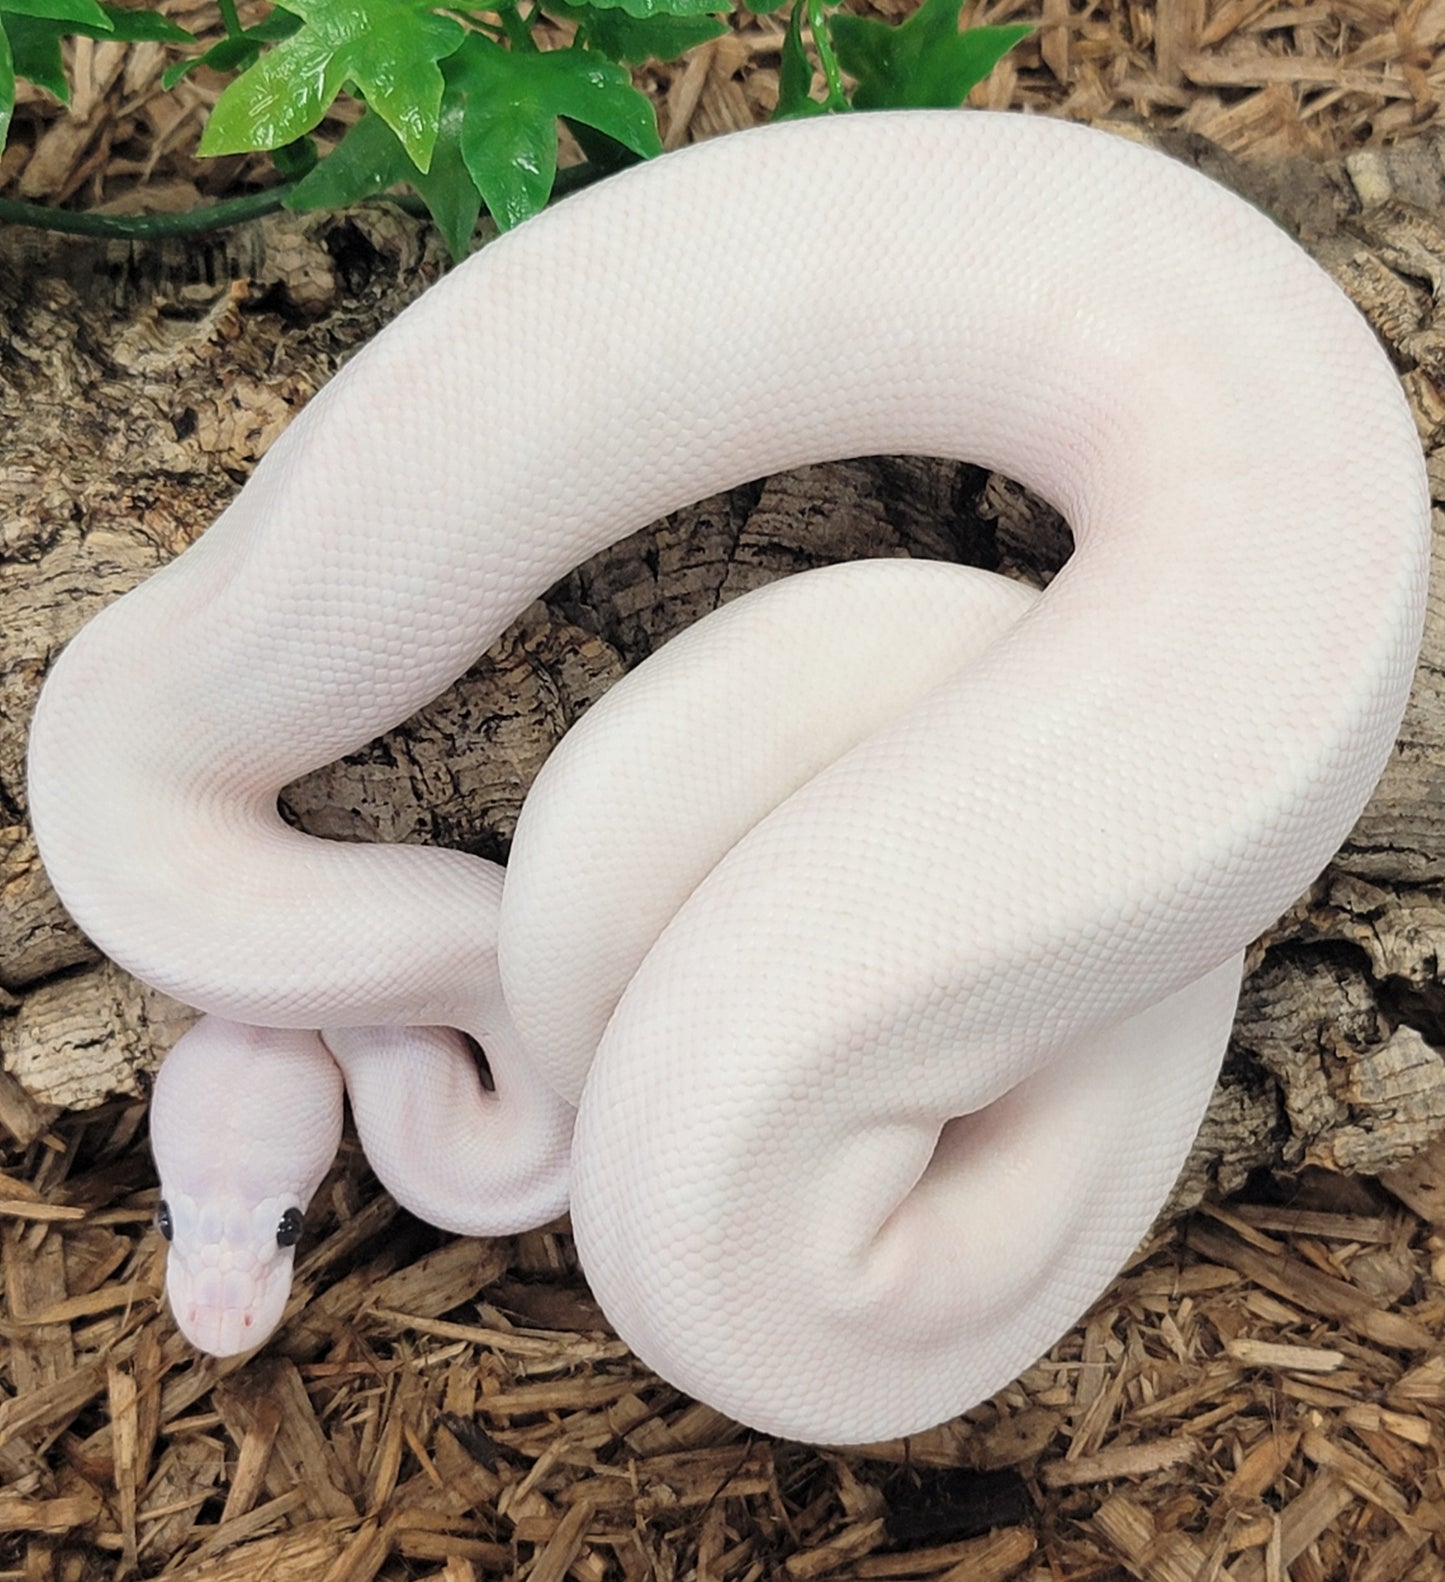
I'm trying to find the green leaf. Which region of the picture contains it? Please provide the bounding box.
[545,0,727,66]
[458,88,556,229]
[97,4,191,40]
[249,6,303,40]
[3,12,68,98]
[162,12,299,90]
[831,0,1030,110]
[199,29,347,156]
[286,104,410,209]
[449,34,659,228]
[566,0,725,22]
[287,93,480,261]
[5,0,185,92]
[409,88,481,260]
[199,0,462,170]
[0,0,109,27]
[163,33,255,87]
[0,0,169,129]
[771,0,823,118]
[270,133,317,177]
[0,20,14,145]
[289,26,664,243]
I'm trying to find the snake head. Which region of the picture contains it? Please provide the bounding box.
[150,1017,344,1357]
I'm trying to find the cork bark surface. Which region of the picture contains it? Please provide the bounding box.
[3,129,1445,1223]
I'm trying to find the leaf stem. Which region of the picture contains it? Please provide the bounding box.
[493,0,536,53]
[0,184,295,238]
[807,0,848,112]
[215,0,244,38]
[0,155,612,242]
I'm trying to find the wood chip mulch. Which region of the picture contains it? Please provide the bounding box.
[5,2,1445,1580]
[7,1123,1445,1579]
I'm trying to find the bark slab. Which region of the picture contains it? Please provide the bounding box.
[3,135,1444,1219]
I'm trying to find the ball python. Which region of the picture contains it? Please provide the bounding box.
[27,109,1429,1444]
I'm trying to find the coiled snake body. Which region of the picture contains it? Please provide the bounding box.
[28,110,1429,1443]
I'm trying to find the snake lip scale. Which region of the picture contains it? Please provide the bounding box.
[27,109,1429,1444]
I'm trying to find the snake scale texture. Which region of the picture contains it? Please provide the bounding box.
[28,110,1430,1443]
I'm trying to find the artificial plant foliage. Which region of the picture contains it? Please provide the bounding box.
[162,9,301,92]
[0,23,12,145]
[830,0,1031,110]
[197,0,464,169]
[2,0,109,26]
[0,0,1031,248]
[446,33,661,226]
[543,1,727,70]
[0,0,187,136]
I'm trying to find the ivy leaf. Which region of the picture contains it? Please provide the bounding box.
[286,103,411,210]
[163,8,299,90]
[772,0,823,119]
[409,87,482,260]
[3,0,185,101]
[288,85,480,260]
[449,34,660,229]
[544,0,727,67]
[97,4,191,40]
[270,133,317,178]
[199,0,462,171]
[3,11,68,98]
[298,35,664,240]
[0,20,14,145]
[5,1,188,108]
[0,0,109,27]
[831,0,1030,110]
[238,7,303,41]
[162,36,255,88]
[565,0,725,23]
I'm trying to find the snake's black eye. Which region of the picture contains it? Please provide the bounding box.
[276,1207,304,1249]
[156,1201,174,1242]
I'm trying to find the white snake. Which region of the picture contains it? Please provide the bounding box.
[27,110,1429,1444]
